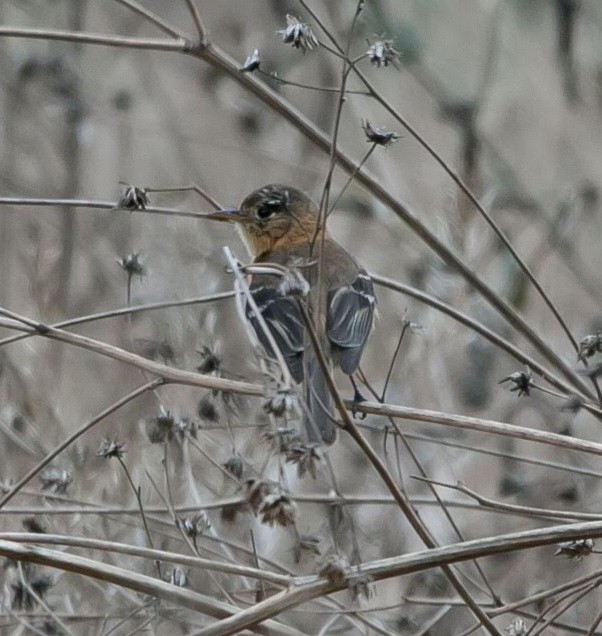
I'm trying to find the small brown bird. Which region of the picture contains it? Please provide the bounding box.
[210,184,376,444]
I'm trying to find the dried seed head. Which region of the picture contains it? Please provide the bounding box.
[95,438,125,460]
[285,442,321,479]
[555,538,595,560]
[115,184,149,211]
[366,38,399,68]
[22,517,46,534]
[240,49,261,73]
[10,564,53,610]
[263,389,298,418]
[146,411,176,443]
[197,346,221,375]
[223,455,244,480]
[319,554,350,585]
[118,252,146,278]
[498,369,532,397]
[505,617,527,636]
[177,512,211,539]
[277,15,318,52]
[40,468,72,494]
[198,393,219,422]
[245,478,278,514]
[164,567,188,587]
[362,120,400,147]
[259,491,297,527]
[577,333,602,361]
[264,427,301,454]
[175,416,198,440]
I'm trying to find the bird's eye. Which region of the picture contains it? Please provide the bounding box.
[256,199,283,219]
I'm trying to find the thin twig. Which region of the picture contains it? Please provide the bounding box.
[347,400,602,457]
[182,0,207,44]
[113,0,186,39]
[0,380,162,510]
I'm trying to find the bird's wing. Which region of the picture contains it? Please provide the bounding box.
[326,272,376,375]
[246,284,305,382]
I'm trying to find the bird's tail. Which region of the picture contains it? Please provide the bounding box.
[304,355,336,445]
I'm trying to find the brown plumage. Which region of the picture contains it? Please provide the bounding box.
[211,184,376,444]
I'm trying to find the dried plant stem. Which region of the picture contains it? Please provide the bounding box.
[0,26,187,50]
[144,184,221,210]
[0,379,161,510]
[0,541,302,636]
[115,456,158,565]
[192,520,602,635]
[0,312,265,396]
[412,476,602,522]
[0,291,235,349]
[0,196,214,219]
[182,0,207,44]
[348,401,602,457]
[114,0,185,39]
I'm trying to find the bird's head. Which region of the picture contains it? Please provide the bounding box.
[210,184,322,257]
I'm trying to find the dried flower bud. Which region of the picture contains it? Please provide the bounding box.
[264,427,300,453]
[197,346,221,374]
[259,491,297,527]
[499,369,532,397]
[165,567,188,587]
[146,411,176,443]
[118,252,146,278]
[198,393,219,422]
[240,49,260,73]
[577,333,602,361]
[178,512,211,540]
[95,438,125,460]
[366,38,399,68]
[362,120,400,147]
[319,554,350,585]
[277,15,318,52]
[223,455,244,480]
[555,538,595,560]
[115,184,149,211]
[277,268,310,297]
[40,468,72,494]
[177,416,198,440]
[245,478,278,514]
[505,617,527,636]
[10,565,53,610]
[22,518,46,534]
[285,442,321,479]
[263,389,298,417]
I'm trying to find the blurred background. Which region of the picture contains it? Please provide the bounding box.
[0,1,601,634]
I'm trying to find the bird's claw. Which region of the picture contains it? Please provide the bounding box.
[352,388,368,419]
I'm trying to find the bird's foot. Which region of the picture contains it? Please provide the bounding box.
[351,387,368,419]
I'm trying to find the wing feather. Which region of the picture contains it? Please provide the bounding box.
[327,273,376,374]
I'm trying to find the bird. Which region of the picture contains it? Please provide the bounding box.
[210,184,376,444]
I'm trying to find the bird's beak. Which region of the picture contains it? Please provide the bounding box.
[207,208,247,223]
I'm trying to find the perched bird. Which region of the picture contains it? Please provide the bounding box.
[210,184,376,444]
